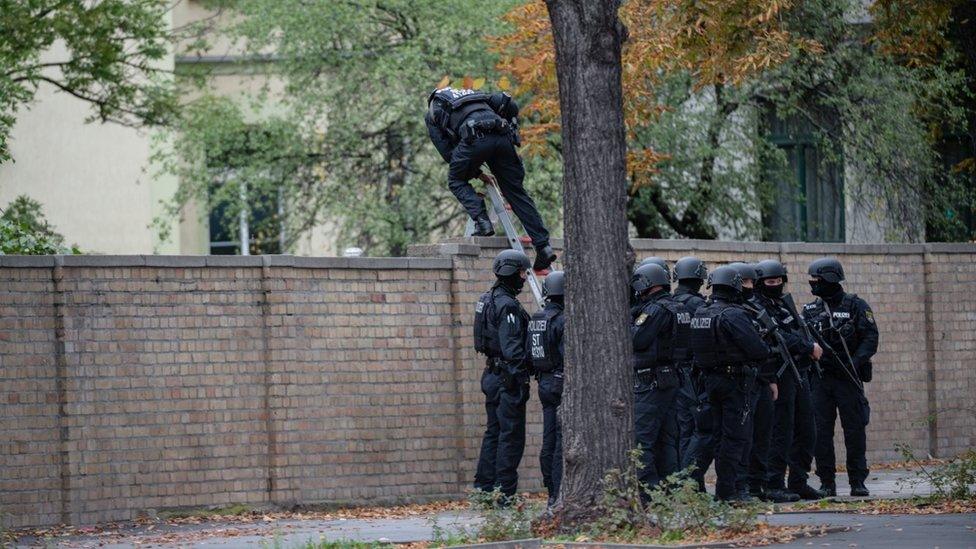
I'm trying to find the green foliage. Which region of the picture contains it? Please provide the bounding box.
[646,472,759,537]
[588,447,655,540]
[897,443,976,501]
[468,489,534,542]
[294,540,394,549]
[0,195,78,255]
[427,489,536,546]
[586,448,758,542]
[160,0,559,255]
[0,0,179,163]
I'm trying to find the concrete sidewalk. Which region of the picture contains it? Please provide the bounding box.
[7,468,956,548]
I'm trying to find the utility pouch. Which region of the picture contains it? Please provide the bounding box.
[693,400,712,433]
[655,365,680,390]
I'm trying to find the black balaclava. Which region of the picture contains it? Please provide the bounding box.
[741,285,754,300]
[759,281,784,299]
[711,286,742,303]
[810,280,843,300]
[498,273,525,293]
[678,279,703,294]
[548,295,564,306]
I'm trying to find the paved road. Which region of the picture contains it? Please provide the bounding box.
[764,512,976,548]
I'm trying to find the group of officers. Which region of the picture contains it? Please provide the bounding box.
[472,250,879,506]
[422,84,880,506]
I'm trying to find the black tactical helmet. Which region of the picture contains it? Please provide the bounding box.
[543,270,565,297]
[631,263,670,294]
[673,256,707,282]
[707,265,743,292]
[638,256,671,279]
[808,257,845,283]
[493,249,531,277]
[728,262,759,281]
[755,259,788,281]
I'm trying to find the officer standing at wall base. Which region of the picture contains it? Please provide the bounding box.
[803,258,879,497]
[473,249,533,500]
[754,260,825,501]
[732,263,797,503]
[690,266,771,501]
[671,257,708,470]
[426,87,556,272]
[630,263,681,491]
[527,271,566,507]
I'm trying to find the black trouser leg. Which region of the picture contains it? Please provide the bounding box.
[706,374,751,500]
[538,373,563,500]
[675,369,698,469]
[736,381,762,494]
[448,140,490,221]
[788,371,816,490]
[687,390,714,491]
[834,376,869,485]
[749,383,774,492]
[485,134,550,248]
[634,381,679,489]
[813,374,838,485]
[475,369,503,491]
[495,377,529,497]
[768,372,797,489]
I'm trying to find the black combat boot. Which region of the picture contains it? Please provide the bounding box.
[820,480,837,497]
[533,244,557,272]
[850,481,870,497]
[790,484,827,500]
[473,216,495,237]
[765,488,801,503]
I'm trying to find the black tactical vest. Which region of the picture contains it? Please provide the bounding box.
[473,289,500,357]
[804,294,859,352]
[633,297,679,369]
[671,293,700,364]
[431,88,494,135]
[528,307,562,373]
[690,301,750,368]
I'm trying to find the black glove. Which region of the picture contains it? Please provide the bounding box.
[857,359,873,383]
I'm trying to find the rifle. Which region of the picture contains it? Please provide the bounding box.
[743,303,804,386]
[785,294,863,393]
[781,293,824,378]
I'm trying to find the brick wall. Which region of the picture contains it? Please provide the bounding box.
[1,240,973,528]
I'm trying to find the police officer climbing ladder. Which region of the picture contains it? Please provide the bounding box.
[426,87,557,303]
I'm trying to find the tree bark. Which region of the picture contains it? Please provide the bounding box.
[544,0,633,525]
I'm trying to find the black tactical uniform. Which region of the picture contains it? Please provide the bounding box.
[631,263,681,490]
[473,250,533,497]
[528,271,566,505]
[803,258,879,497]
[426,87,555,271]
[754,260,823,501]
[690,266,770,501]
[671,257,708,472]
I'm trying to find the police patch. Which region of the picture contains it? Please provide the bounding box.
[865,309,875,324]
[635,313,648,326]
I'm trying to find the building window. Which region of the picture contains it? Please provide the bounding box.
[204,126,286,255]
[762,110,845,242]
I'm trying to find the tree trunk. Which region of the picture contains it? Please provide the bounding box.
[544,0,633,526]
